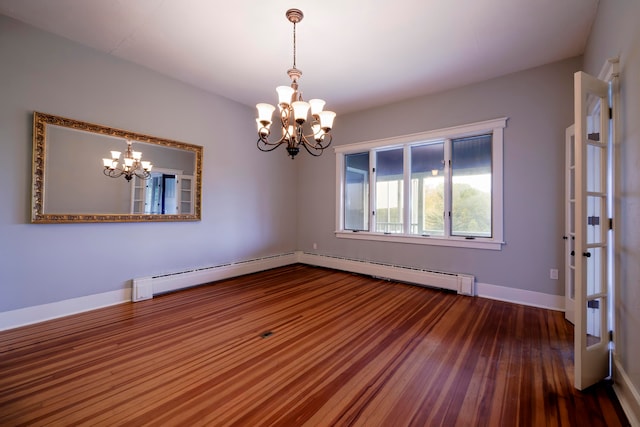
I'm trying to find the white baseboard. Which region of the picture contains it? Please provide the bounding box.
[0,253,298,331]
[297,252,473,295]
[475,282,564,311]
[0,252,565,331]
[135,252,299,300]
[297,252,564,311]
[613,357,640,426]
[0,288,131,331]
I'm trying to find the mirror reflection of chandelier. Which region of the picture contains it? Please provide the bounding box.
[102,140,153,182]
[255,9,336,159]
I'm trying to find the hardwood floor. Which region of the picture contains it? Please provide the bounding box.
[0,264,629,426]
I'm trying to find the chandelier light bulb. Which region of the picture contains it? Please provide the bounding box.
[311,123,324,141]
[276,86,295,106]
[308,99,326,116]
[292,101,310,123]
[318,111,336,130]
[256,118,271,136]
[256,103,275,124]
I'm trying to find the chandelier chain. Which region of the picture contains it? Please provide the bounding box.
[292,21,297,69]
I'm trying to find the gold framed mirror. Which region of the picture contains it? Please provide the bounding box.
[32,112,203,223]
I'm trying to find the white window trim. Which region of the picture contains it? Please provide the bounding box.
[335,117,508,250]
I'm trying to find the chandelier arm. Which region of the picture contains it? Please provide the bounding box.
[104,164,152,181]
[257,130,291,151]
[300,132,333,150]
[297,134,327,157]
[299,140,325,157]
[104,168,124,179]
[318,133,333,149]
[133,170,151,180]
[301,131,332,148]
[257,138,285,152]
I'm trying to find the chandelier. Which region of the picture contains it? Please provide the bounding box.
[102,140,153,182]
[256,9,336,159]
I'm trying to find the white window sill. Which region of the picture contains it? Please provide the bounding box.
[335,231,504,250]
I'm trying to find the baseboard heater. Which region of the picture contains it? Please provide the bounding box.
[297,252,474,296]
[132,251,474,302]
[132,252,298,302]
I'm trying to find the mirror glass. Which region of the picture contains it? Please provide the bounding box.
[32,112,203,223]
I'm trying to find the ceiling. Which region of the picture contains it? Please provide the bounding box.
[0,0,599,114]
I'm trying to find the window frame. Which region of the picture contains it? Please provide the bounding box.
[335,117,507,250]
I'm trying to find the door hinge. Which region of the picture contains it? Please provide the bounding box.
[609,330,614,342]
[609,218,613,230]
[609,107,613,120]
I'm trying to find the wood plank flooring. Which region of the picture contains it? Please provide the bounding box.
[0,264,629,426]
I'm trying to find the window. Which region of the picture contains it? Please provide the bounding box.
[344,152,369,231]
[375,148,404,233]
[336,118,507,250]
[451,135,492,237]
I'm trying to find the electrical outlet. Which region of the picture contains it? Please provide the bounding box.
[550,269,559,280]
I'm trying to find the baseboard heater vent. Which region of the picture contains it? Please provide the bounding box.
[298,252,474,296]
[132,252,298,302]
[133,251,474,302]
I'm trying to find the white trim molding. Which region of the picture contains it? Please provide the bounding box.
[476,282,564,311]
[133,252,299,301]
[0,288,131,331]
[334,230,504,250]
[613,357,640,427]
[0,251,565,331]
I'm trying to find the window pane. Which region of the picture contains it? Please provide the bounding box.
[376,148,403,233]
[344,152,369,230]
[410,143,444,235]
[451,135,492,237]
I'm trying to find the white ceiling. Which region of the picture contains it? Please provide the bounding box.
[0,0,599,114]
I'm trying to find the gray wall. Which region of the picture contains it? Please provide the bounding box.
[0,15,297,312]
[297,57,580,296]
[583,0,640,401]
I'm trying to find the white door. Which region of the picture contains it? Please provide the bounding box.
[564,124,575,325]
[130,176,147,214]
[573,70,610,390]
[177,175,194,215]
